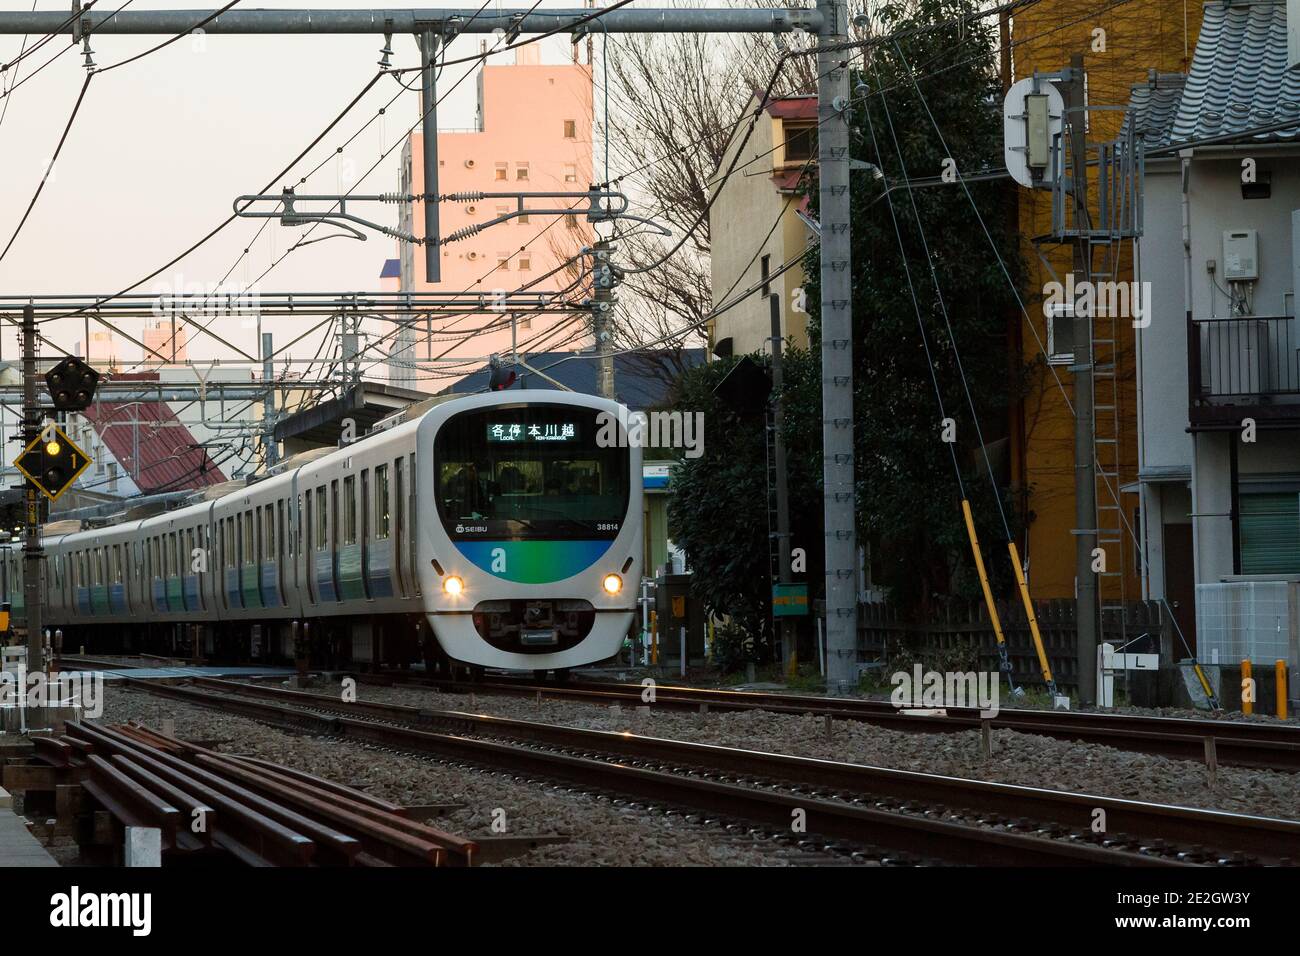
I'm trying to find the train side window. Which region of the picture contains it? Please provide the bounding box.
[330,480,339,551]
[267,504,276,559]
[255,508,263,564]
[152,538,161,578]
[343,475,356,545]
[360,470,369,544]
[244,511,255,565]
[375,465,390,539]
[315,487,326,550]
[394,458,404,564]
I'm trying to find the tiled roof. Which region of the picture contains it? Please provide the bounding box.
[767,96,818,120]
[84,375,227,493]
[1145,1,1300,147]
[1123,73,1186,149]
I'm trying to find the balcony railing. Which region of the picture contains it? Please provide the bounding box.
[1189,314,1300,403]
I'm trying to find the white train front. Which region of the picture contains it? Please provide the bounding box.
[5,390,644,677]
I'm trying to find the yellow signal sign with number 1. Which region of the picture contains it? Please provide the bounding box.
[14,424,92,503]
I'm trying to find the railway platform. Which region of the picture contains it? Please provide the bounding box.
[0,794,58,867]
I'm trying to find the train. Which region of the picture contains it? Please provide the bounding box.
[0,390,644,679]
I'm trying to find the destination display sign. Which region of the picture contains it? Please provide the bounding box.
[485,422,579,443]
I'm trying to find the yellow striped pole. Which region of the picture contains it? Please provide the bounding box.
[1277,660,1288,720]
[1242,659,1253,715]
[1007,540,1055,691]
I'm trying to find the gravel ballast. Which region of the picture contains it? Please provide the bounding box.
[284,678,1300,820]
[91,686,839,866]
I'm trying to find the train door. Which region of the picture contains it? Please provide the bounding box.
[360,469,371,597]
[277,499,286,604]
[329,479,340,602]
[408,452,420,597]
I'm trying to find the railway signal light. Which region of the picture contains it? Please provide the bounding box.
[45,356,100,411]
[14,424,91,503]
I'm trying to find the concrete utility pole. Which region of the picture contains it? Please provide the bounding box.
[768,294,795,669]
[592,239,616,400]
[1065,53,1098,705]
[815,0,856,695]
[21,305,44,675]
[419,29,441,283]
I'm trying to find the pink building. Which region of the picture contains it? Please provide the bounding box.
[389,50,594,391]
[142,320,189,365]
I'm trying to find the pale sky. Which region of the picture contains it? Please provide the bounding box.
[0,0,593,370]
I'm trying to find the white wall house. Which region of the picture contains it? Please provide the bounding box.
[1129,1,1300,673]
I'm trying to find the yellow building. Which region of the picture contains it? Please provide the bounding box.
[707,93,818,357]
[1008,0,1199,600]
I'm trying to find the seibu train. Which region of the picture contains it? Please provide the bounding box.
[4,391,643,678]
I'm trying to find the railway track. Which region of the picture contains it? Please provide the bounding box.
[363,671,1300,773]
[115,675,1300,866]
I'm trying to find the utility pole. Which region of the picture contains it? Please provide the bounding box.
[816,0,856,695]
[21,305,43,675]
[592,239,616,399]
[262,331,279,468]
[419,28,441,283]
[768,294,795,670]
[1065,53,1098,705]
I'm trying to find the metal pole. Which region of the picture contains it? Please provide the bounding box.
[1066,54,1098,706]
[262,331,279,468]
[769,293,796,671]
[816,0,855,696]
[419,29,441,283]
[593,239,615,399]
[22,305,43,675]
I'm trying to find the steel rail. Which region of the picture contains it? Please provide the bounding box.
[128,676,1300,865]
[381,673,1300,773]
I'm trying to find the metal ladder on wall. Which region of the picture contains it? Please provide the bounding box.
[1088,184,1130,655]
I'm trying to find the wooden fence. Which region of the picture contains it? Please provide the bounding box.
[855,599,1168,690]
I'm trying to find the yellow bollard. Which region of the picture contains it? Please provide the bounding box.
[1277,660,1288,720]
[1241,659,1253,715]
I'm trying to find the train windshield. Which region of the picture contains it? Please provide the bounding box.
[435,403,629,540]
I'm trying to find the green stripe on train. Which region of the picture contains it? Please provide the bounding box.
[241,565,263,608]
[338,544,366,601]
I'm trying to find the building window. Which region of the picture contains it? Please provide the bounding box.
[1240,492,1300,574]
[563,119,576,139]
[1045,300,1074,365]
[760,254,771,296]
[564,163,577,183]
[783,123,817,163]
[497,253,511,270]
[517,213,529,225]
[515,163,529,181]
[107,463,118,493]
[518,256,531,271]
[494,162,508,181]
[496,204,510,219]
[566,214,579,230]
[520,315,532,330]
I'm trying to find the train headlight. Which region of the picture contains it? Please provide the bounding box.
[602,573,622,595]
[443,575,465,596]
